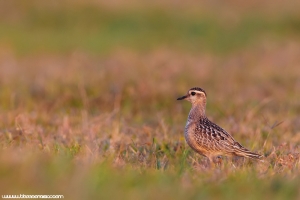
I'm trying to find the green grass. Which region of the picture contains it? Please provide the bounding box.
[0,49,299,198]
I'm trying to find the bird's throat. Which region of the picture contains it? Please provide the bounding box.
[188,104,206,121]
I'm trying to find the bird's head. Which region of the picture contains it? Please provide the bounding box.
[177,87,207,105]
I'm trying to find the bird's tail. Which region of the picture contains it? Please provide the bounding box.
[237,150,263,160]
[233,142,263,160]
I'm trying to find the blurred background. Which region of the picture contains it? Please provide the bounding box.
[0,0,300,113]
[0,0,300,199]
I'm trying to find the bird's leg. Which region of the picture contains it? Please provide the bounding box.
[206,156,223,168]
[204,156,213,168]
[207,156,222,168]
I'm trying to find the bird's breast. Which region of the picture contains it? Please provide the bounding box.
[184,120,196,147]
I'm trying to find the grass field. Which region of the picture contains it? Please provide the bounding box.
[1,0,300,199]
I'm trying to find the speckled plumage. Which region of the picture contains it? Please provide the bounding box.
[178,87,263,162]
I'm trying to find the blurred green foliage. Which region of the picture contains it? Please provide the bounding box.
[1,2,300,55]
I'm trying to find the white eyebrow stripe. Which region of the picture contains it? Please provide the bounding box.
[190,91,205,95]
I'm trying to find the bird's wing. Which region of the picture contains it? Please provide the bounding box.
[194,118,242,153]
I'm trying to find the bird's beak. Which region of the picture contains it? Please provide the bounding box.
[177,95,188,100]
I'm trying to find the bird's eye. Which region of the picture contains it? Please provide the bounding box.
[191,92,196,96]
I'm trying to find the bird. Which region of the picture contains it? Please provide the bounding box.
[177,87,263,164]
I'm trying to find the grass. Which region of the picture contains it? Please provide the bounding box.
[1,1,300,199]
